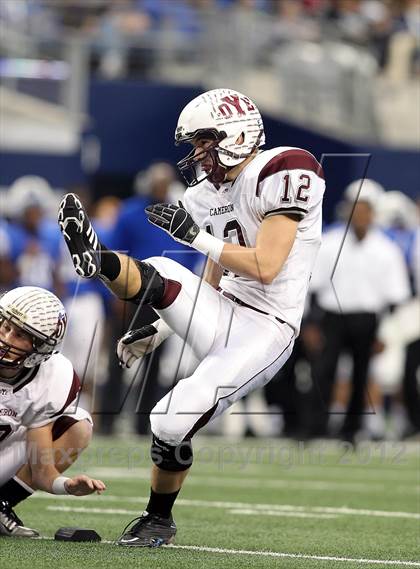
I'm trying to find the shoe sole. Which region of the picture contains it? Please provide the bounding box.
[0,527,40,538]
[117,533,176,548]
[58,193,100,278]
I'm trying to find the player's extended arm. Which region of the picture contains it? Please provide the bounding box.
[219,215,298,284]
[26,424,106,495]
[145,202,299,285]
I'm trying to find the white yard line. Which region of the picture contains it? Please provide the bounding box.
[86,465,420,484]
[217,463,419,482]
[36,536,420,566]
[168,545,420,566]
[193,437,420,453]
[38,497,420,520]
[47,505,337,520]
[228,508,335,519]
[83,467,419,495]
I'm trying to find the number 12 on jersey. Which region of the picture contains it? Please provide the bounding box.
[281,173,311,203]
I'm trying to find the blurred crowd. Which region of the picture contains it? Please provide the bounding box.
[0,170,419,443]
[1,0,419,78]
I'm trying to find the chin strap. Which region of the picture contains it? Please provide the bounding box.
[0,364,35,386]
[209,164,229,186]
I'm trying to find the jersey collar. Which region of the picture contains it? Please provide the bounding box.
[0,365,40,392]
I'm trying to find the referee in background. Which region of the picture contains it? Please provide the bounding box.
[307,181,411,443]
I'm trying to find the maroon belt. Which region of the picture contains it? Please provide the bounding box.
[220,290,286,325]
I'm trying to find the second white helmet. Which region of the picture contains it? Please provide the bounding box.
[0,286,67,369]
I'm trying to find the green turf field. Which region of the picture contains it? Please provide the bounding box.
[1,436,419,568]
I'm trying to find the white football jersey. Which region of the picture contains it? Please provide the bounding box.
[0,353,80,450]
[183,146,325,334]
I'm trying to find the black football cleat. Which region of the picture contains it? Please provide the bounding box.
[116,511,177,547]
[0,500,39,538]
[58,193,101,278]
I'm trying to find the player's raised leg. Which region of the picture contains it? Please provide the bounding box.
[58,193,201,327]
[59,194,225,358]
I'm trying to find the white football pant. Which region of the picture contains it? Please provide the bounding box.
[146,257,295,446]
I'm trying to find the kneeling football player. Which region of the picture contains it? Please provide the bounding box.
[0,286,106,538]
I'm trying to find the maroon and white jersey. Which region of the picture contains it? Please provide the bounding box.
[183,146,325,334]
[0,353,80,449]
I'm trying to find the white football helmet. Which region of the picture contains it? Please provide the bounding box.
[375,191,418,229]
[6,175,54,219]
[175,88,265,186]
[344,178,385,209]
[0,286,67,370]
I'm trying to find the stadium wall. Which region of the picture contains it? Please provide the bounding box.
[1,80,418,223]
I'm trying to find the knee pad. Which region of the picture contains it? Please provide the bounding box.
[150,434,193,472]
[127,260,181,309]
[126,261,165,306]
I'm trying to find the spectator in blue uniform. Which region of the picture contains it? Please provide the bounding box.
[5,176,62,295]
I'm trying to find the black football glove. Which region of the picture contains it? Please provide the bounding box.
[145,201,200,245]
[116,320,173,368]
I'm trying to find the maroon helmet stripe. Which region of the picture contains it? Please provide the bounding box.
[50,370,81,418]
[256,150,324,196]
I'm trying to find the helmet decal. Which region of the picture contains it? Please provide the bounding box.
[217,93,255,118]
[53,312,68,343]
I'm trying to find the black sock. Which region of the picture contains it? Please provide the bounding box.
[99,244,121,281]
[146,488,180,518]
[0,477,33,507]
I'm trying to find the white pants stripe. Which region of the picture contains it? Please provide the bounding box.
[208,333,295,422]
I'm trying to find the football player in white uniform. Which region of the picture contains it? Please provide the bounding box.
[0,286,106,538]
[58,88,325,547]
